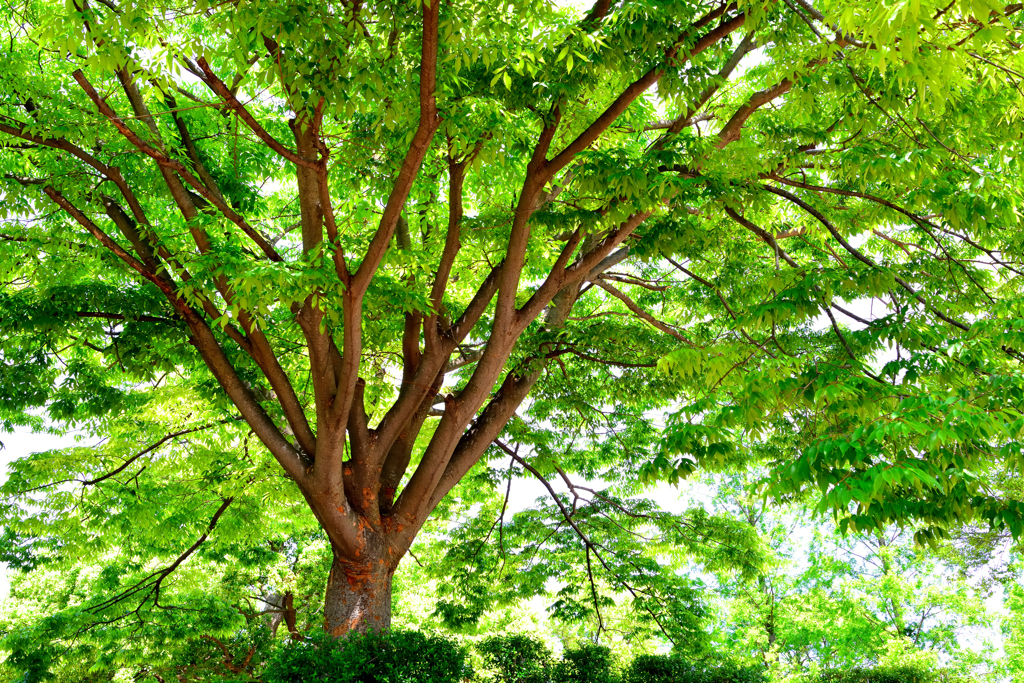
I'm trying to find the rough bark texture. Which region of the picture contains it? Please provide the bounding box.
[324,545,396,635]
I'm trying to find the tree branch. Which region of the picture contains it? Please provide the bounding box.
[43,187,311,492]
[651,31,757,149]
[320,0,444,503]
[349,0,441,296]
[547,7,747,178]
[195,57,319,169]
[762,184,971,333]
[90,497,233,615]
[72,70,283,262]
[594,279,694,345]
[724,206,802,268]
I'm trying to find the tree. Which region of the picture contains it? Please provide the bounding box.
[1,0,1023,642]
[1004,574,1024,682]
[704,475,996,678]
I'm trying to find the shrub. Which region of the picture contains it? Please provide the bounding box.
[552,643,618,683]
[264,628,471,683]
[623,654,768,683]
[819,668,968,683]
[476,633,552,683]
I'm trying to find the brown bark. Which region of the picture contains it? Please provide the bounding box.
[323,539,397,636]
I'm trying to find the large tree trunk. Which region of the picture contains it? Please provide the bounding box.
[323,545,396,636]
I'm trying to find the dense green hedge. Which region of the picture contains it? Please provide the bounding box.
[817,668,964,683]
[553,643,617,683]
[820,671,923,683]
[264,629,471,683]
[264,629,957,683]
[622,654,769,683]
[476,634,551,683]
[474,635,767,683]
[475,636,618,683]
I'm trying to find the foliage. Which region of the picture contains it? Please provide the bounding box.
[816,667,965,683]
[701,474,995,676]
[0,493,325,682]
[475,634,552,683]
[623,654,769,683]
[1,0,1024,676]
[552,643,618,683]
[1004,579,1024,680]
[264,629,471,683]
[801,637,974,682]
[818,670,931,683]
[419,471,763,648]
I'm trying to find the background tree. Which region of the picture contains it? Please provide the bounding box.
[702,475,996,678]
[1,0,1023,651]
[1003,574,1024,681]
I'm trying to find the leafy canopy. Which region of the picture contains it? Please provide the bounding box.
[0,0,1023,675]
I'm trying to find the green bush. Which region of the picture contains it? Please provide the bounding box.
[476,633,551,683]
[820,670,922,683]
[623,654,767,683]
[552,643,618,683]
[819,668,968,683]
[264,629,471,683]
